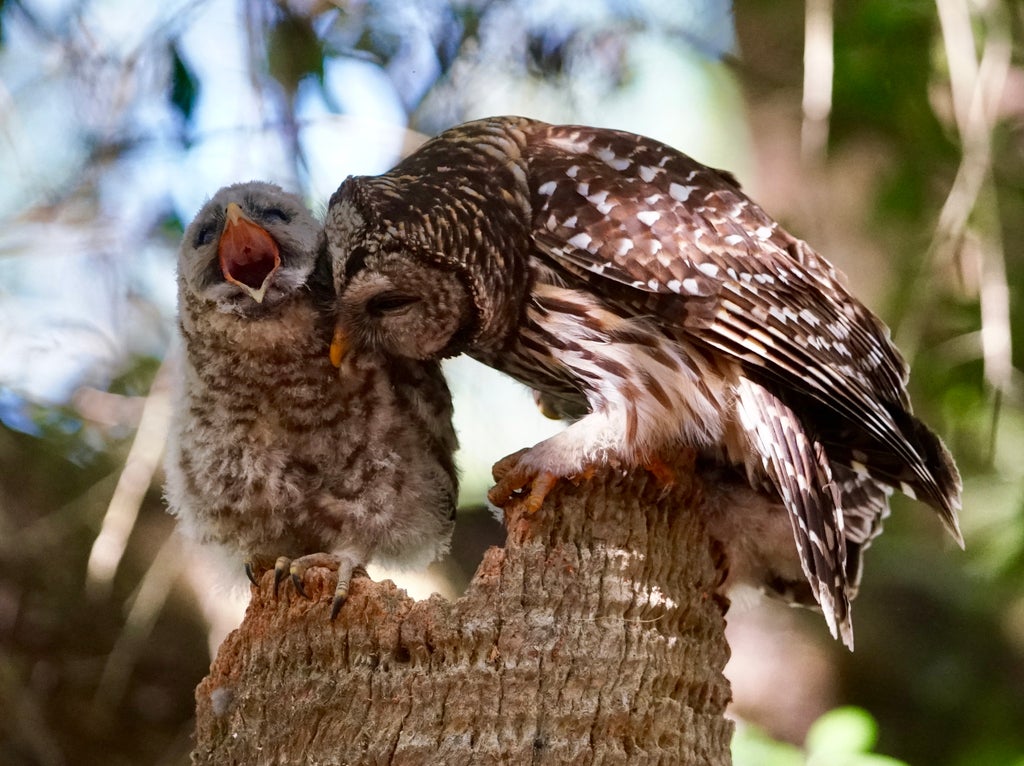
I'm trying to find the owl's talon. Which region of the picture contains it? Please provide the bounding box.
[491,448,530,483]
[488,452,560,514]
[524,471,558,513]
[487,471,526,508]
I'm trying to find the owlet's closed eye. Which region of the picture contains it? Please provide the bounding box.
[194,223,218,249]
[261,207,291,225]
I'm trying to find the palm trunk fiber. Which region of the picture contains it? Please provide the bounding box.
[192,455,733,765]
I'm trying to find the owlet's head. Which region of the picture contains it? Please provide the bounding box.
[179,182,319,317]
[323,176,477,363]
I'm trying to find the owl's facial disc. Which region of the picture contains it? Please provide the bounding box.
[330,290,422,367]
[333,263,472,362]
[218,202,282,303]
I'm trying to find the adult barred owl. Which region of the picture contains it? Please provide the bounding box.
[324,116,962,646]
[165,181,458,615]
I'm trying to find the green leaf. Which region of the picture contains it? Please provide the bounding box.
[799,708,915,766]
[266,12,324,95]
[845,756,913,766]
[806,706,879,755]
[732,724,804,766]
[169,43,199,122]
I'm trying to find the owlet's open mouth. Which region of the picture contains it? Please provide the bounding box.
[218,202,281,303]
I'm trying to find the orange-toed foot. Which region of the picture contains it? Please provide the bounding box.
[489,449,560,514]
[644,455,676,488]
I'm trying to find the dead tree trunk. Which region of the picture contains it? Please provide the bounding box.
[192,456,734,765]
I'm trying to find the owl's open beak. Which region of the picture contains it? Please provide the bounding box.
[329,324,348,368]
[218,202,281,303]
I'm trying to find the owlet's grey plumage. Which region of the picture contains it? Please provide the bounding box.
[323,116,963,648]
[164,181,458,614]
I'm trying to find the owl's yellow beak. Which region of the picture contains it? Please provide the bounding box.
[329,324,348,368]
[218,202,281,303]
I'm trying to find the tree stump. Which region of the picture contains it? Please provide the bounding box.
[192,456,733,765]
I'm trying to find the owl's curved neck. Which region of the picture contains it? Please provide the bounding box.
[376,119,538,356]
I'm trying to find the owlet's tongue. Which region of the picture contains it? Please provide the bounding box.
[218,202,281,303]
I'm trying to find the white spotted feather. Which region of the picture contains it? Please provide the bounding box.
[324,116,964,648]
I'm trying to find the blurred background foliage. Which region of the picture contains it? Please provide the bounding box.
[0,0,1021,764]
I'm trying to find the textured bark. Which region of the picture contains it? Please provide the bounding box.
[192,456,733,765]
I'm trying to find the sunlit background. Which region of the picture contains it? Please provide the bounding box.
[1,0,1022,764]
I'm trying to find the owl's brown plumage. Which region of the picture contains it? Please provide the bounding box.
[324,117,962,647]
[165,181,458,614]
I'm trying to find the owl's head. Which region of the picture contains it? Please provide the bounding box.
[179,182,319,317]
[324,178,477,362]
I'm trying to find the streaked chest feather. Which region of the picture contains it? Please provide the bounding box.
[508,281,735,451]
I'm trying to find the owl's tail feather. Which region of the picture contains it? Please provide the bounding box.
[830,464,891,599]
[735,379,853,649]
[820,405,963,548]
[895,407,964,546]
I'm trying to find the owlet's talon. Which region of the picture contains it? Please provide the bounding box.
[329,559,358,619]
[291,572,309,599]
[329,572,353,621]
[273,556,291,597]
[290,552,333,598]
[330,564,369,620]
[244,560,259,586]
[289,552,339,599]
[276,552,369,618]
[329,593,346,621]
